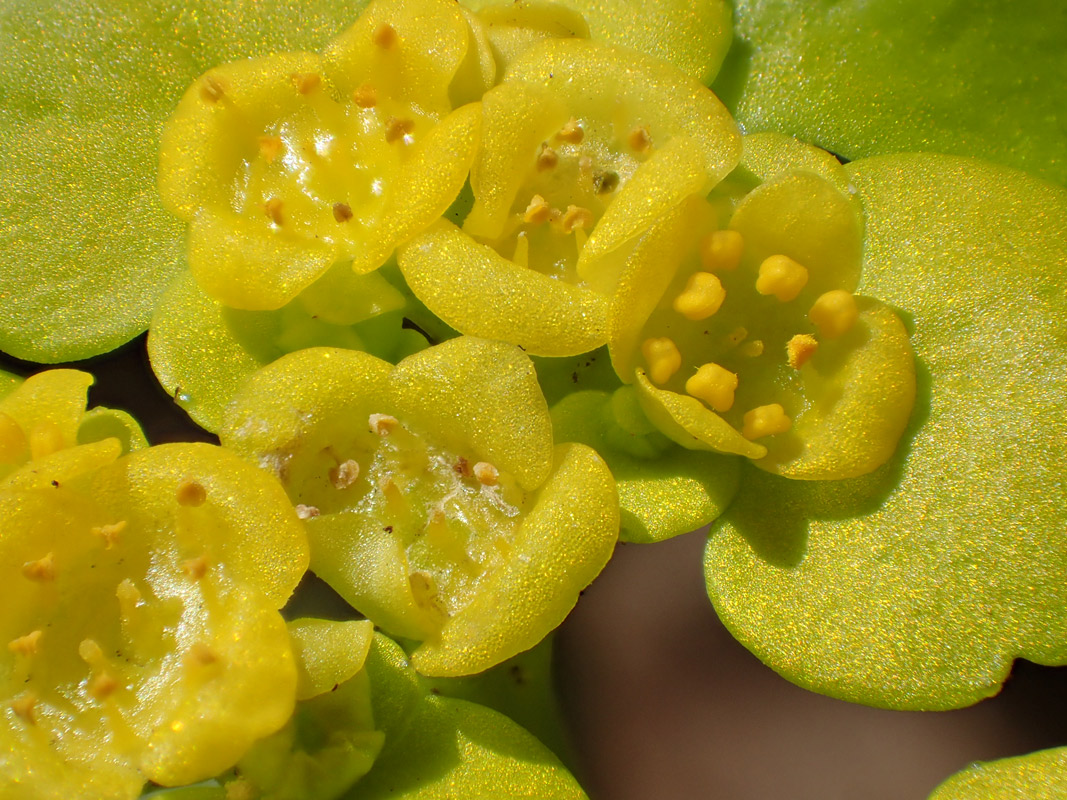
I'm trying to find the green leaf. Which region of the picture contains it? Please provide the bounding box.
[717,0,1067,185]
[704,153,1067,709]
[928,747,1067,800]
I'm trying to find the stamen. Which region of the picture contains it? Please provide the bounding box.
[295,504,320,520]
[556,117,584,144]
[473,462,499,486]
[378,476,406,514]
[384,117,415,143]
[329,459,360,489]
[739,339,764,357]
[352,83,377,108]
[176,480,207,507]
[79,639,104,665]
[561,205,594,234]
[257,135,284,164]
[524,194,552,225]
[699,230,743,272]
[291,72,321,94]
[641,337,682,385]
[199,75,226,104]
[333,202,354,223]
[29,421,64,460]
[627,125,652,153]
[787,334,819,369]
[742,404,792,440]
[264,198,285,226]
[513,232,530,267]
[755,255,809,302]
[116,579,142,614]
[369,413,399,435]
[0,412,27,462]
[21,553,55,582]
[372,23,398,49]
[685,363,738,413]
[8,630,42,657]
[89,671,119,700]
[182,555,209,580]
[91,520,126,549]
[673,272,726,320]
[11,692,37,724]
[536,143,558,171]
[809,290,859,339]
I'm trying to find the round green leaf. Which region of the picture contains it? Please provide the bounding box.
[928,747,1067,800]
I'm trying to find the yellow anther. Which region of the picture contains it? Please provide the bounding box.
[524,194,552,225]
[257,135,284,164]
[672,271,726,321]
[78,638,104,665]
[116,578,142,609]
[726,327,748,347]
[536,143,558,171]
[291,72,321,94]
[330,459,360,489]
[809,290,859,339]
[372,23,398,48]
[384,116,415,143]
[91,520,126,549]
[8,630,42,657]
[187,643,219,667]
[182,555,209,580]
[473,462,499,486]
[11,692,37,724]
[742,404,792,440]
[199,75,226,104]
[176,480,207,507]
[333,202,353,223]
[294,504,320,520]
[685,363,738,413]
[0,412,27,462]
[556,117,583,144]
[21,552,55,582]
[561,205,594,234]
[89,671,119,700]
[699,230,744,272]
[352,83,377,108]
[787,333,819,369]
[739,339,764,357]
[264,198,285,226]
[369,413,399,435]
[756,255,809,302]
[641,337,683,385]
[29,421,64,460]
[628,125,652,153]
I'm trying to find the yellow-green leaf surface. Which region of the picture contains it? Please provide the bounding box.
[705,154,1067,709]
[350,635,588,800]
[928,747,1067,800]
[0,0,373,362]
[717,0,1067,185]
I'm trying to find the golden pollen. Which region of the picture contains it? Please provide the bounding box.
[352,83,378,108]
[369,413,399,435]
[686,363,738,413]
[536,143,558,171]
[182,555,210,580]
[8,630,43,657]
[199,75,226,104]
[330,459,360,489]
[641,337,683,385]
[21,552,56,582]
[264,197,285,226]
[176,480,207,507]
[556,117,584,144]
[0,411,28,462]
[756,255,809,302]
[11,692,37,724]
[385,116,415,143]
[89,671,119,700]
[809,290,859,339]
[91,520,127,549]
[29,421,64,460]
[257,135,284,164]
[560,205,594,234]
[473,462,499,486]
[742,404,792,440]
[673,271,726,321]
[699,230,744,272]
[523,194,552,225]
[372,23,399,48]
[295,504,320,520]
[333,202,354,223]
[628,124,652,153]
[291,72,321,94]
[787,333,819,369]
